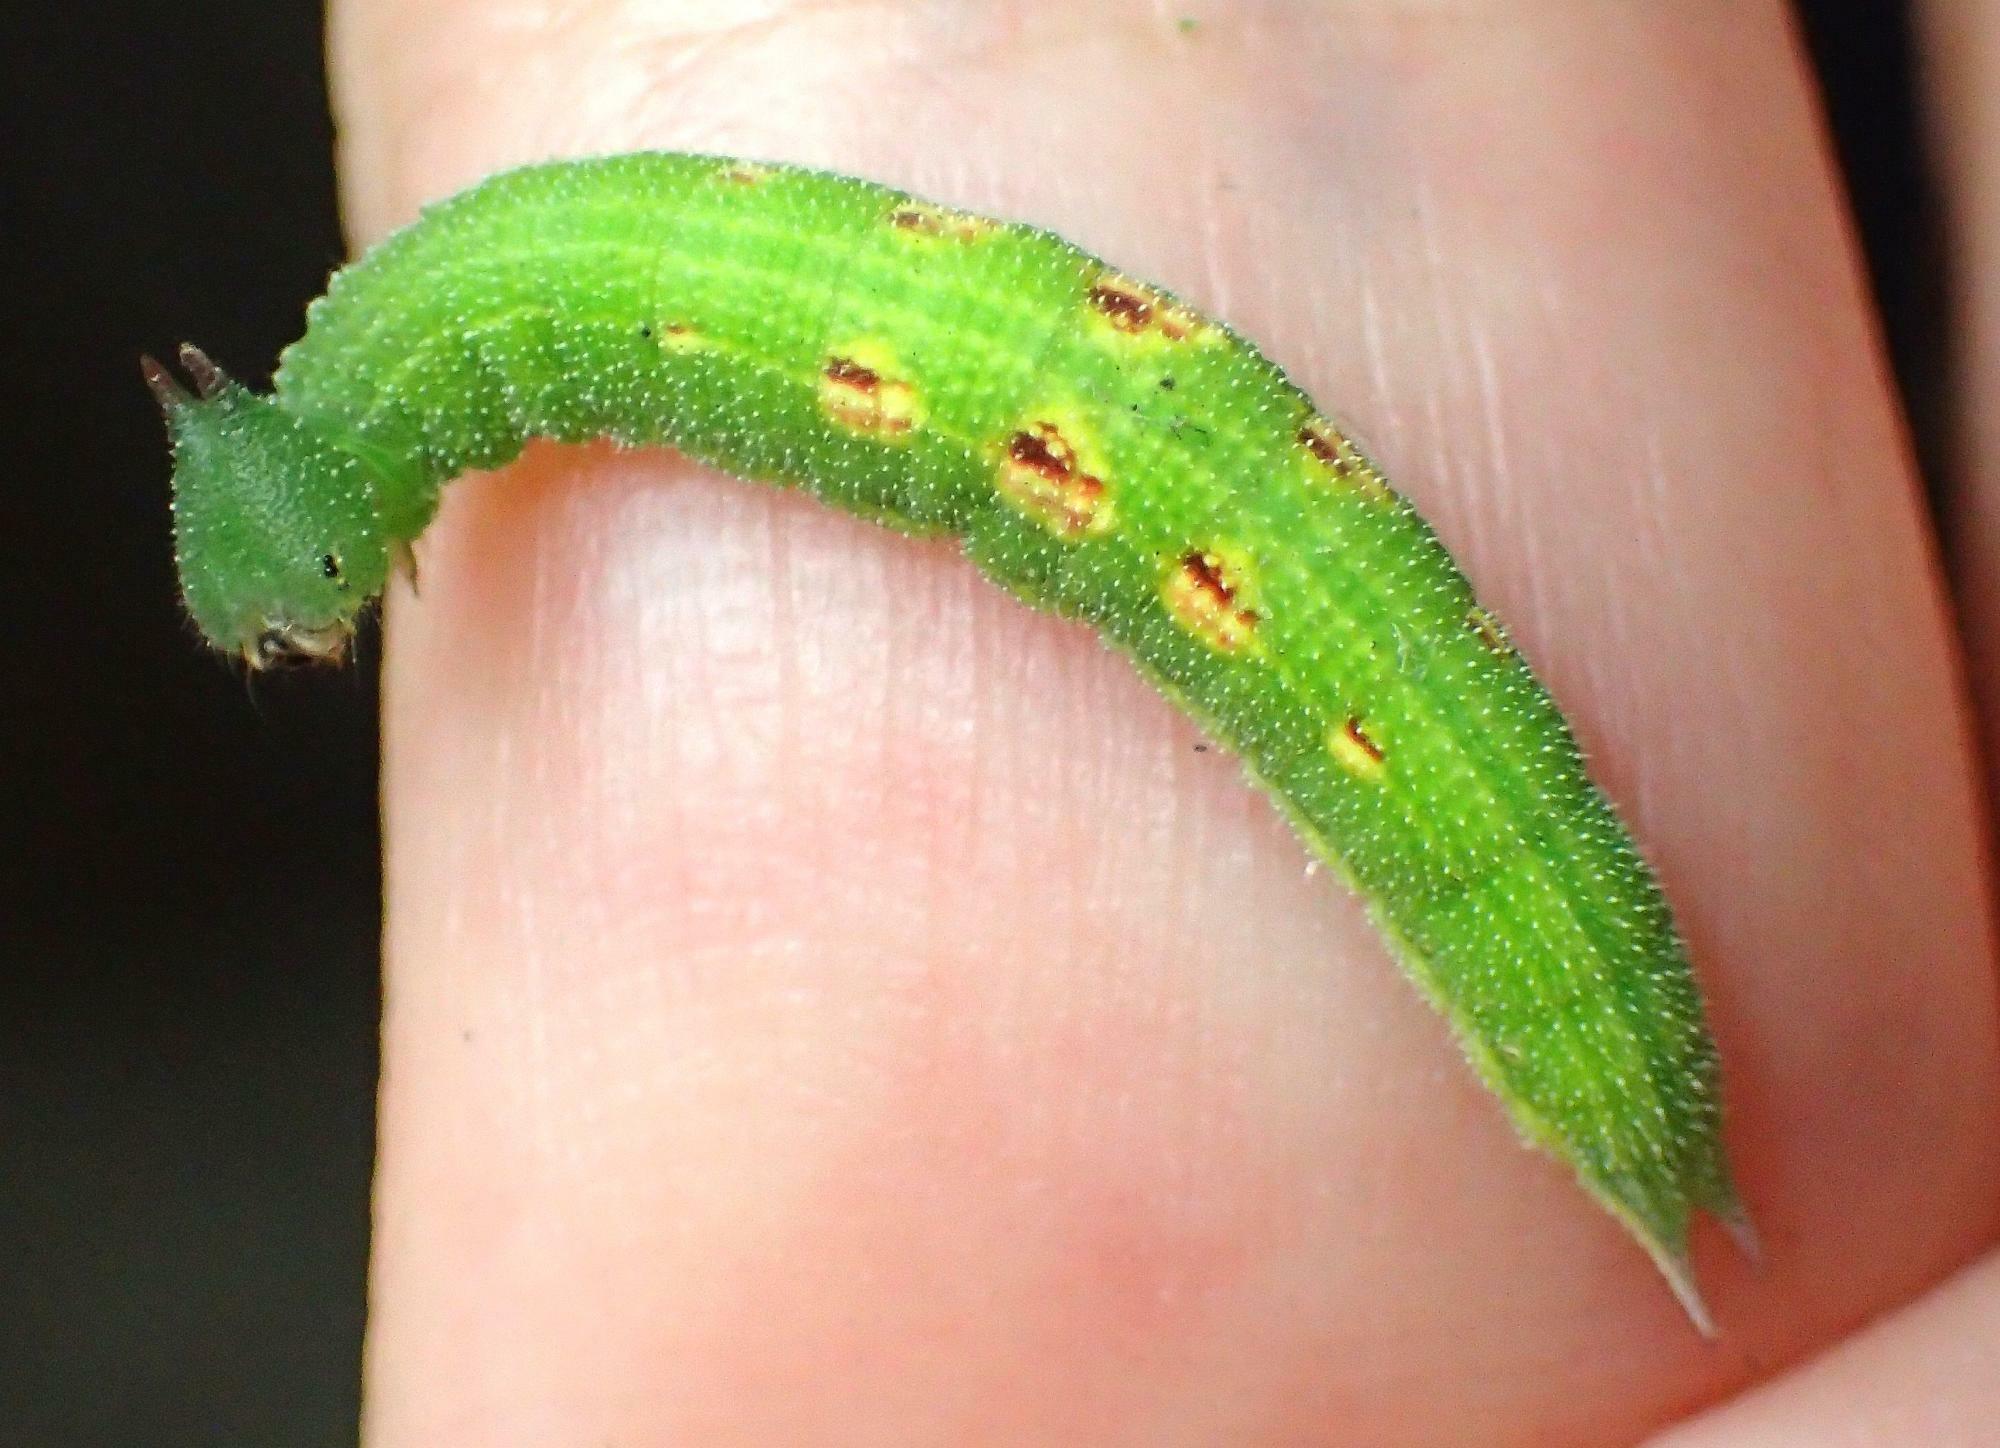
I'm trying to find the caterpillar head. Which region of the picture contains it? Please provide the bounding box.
[148,346,390,669]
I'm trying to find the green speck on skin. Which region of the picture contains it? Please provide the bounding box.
[1178,17,1198,35]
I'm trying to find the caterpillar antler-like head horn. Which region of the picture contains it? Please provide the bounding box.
[177,343,227,400]
[139,354,193,413]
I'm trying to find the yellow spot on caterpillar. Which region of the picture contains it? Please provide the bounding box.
[1087,272,1213,344]
[819,340,922,439]
[1466,605,1513,655]
[715,161,775,186]
[997,420,1112,539]
[1330,717,1387,779]
[651,321,708,354]
[1163,549,1259,652]
[887,200,995,242]
[1298,421,1392,504]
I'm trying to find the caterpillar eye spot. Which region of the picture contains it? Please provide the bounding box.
[321,553,342,580]
[1163,549,1259,652]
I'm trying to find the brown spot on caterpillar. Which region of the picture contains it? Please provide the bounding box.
[1087,273,1209,343]
[1298,421,1392,503]
[824,357,877,389]
[1298,423,1350,475]
[1465,606,1513,656]
[1330,717,1388,779]
[819,346,922,438]
[997,422,1110,538]
[1090,280,1155,330]
[1163,550,1259,652]
[887,200,995,242]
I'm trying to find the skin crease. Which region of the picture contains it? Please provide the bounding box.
[327,1,2000,1444]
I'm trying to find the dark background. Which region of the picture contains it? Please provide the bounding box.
[0,4,1942,1442]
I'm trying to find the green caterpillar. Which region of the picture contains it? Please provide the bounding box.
[150,151,1743,1330]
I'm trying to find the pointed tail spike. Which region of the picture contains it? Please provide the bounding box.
[1647,1241,1717,1339]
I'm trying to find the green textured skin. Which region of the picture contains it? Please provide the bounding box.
[155,151,1741,1328]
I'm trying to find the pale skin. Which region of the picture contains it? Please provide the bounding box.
[333,2,2000,1444]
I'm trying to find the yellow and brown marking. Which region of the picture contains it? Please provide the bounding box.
[1162,549,1260,652]
[714,160,775,186]
[1329,716,1388,779]
[819,343,922,439]
[997,421,1111,539]
[1298,421,1392,503]
[887,200,996,242]
[1086,272,1211,344]
[650,321,708,355]
[1465,605,1512,656]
